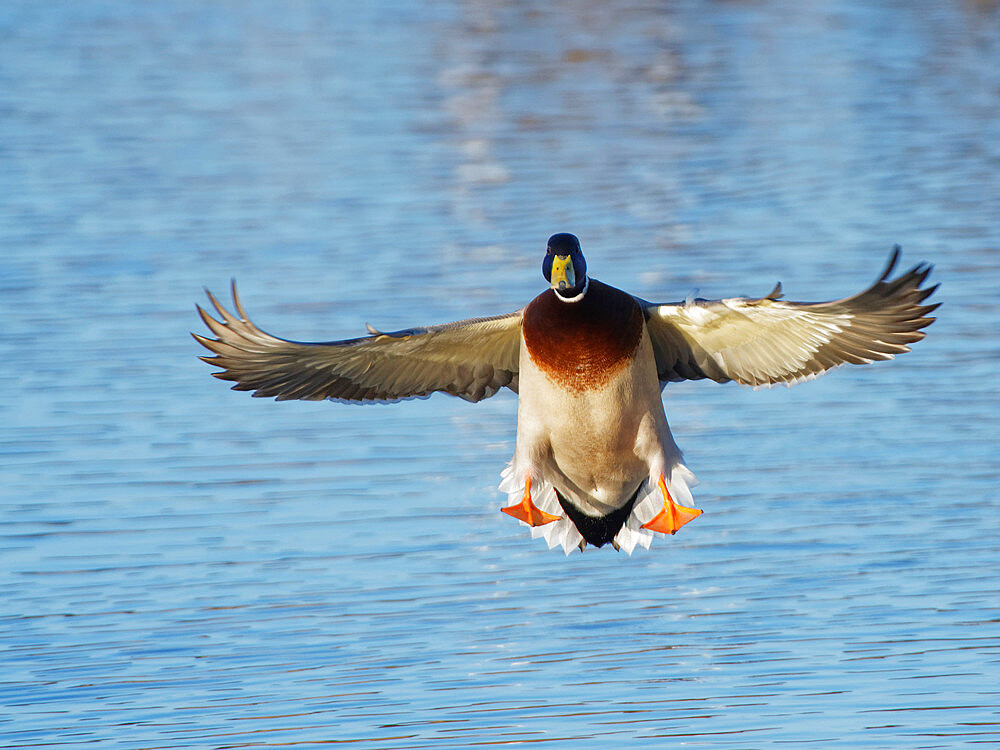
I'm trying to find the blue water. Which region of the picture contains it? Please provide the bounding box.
[2,1,998,747]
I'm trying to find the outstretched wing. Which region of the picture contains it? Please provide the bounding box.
[640,247,939,387]
[194,283,523,403]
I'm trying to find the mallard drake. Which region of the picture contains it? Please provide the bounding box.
[194,234,937,554]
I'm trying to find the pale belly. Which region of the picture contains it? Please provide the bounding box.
[515,332,672,516]
[545,381,650,499]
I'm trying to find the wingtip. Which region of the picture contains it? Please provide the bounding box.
[879,245,902,282]
[195,303,216,327]
[920,282,941,302]
[230,278,249,320]
[204,287,226,317]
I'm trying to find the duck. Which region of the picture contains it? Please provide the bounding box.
[194,234,938,554]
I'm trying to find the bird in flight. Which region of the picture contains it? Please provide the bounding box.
[195,234,937,554]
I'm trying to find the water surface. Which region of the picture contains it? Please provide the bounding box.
[1,1,998,747]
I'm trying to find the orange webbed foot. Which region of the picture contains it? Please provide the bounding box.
[641,474,702,535]
[501,476,560,527]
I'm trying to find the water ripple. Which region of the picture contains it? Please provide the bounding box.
[2,0,998,748]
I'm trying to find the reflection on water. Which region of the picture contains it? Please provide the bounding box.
[1,1,998,747]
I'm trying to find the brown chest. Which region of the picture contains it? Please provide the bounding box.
[522,280,644,391]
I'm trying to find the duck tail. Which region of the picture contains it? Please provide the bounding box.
[499,459,699,556]
[613,462,699,555]
[499,462,584,555]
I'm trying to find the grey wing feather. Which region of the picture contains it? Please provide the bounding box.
[194,282,523,403]
[640,247,939,387]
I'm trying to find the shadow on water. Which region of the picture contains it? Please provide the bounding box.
[1,0,998,747]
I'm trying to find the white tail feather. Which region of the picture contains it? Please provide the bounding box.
[499,459,698,555]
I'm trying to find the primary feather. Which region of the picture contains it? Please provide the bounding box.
[640,247,938,386]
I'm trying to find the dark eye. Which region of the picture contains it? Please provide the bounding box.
[546,248,553,255]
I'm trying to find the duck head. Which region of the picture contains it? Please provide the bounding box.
[543,233,589,301]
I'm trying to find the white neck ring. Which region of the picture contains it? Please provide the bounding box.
[554,277,589,303]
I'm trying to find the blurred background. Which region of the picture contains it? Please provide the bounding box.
[1,1,998,747]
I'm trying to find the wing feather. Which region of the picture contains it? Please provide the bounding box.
[195,282,522,403]
[641,247,938,387]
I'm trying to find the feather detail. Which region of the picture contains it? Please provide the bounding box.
[499,459,698,555]
[638,248,938,387]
